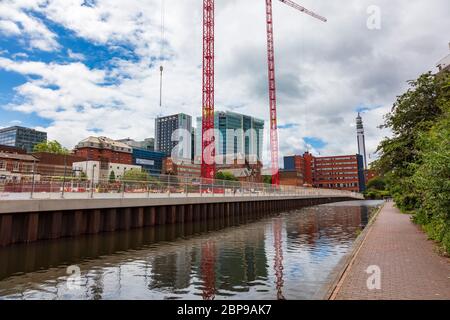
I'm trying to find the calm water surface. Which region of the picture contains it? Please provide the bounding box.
[0,200,383,300]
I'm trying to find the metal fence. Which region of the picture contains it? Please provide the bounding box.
[0,174,364,200]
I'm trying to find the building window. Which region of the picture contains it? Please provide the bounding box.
[13,161,20,172]
[0,160,6,170]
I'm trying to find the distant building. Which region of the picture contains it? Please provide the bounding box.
[0,144,27,155]
[74,136,133,165]
[313,154,366,192]
[356,113,368,170]
[72,161,141,183]
[281,152,366,192]
[365,169,377,184]
[436,43,450,74]
[195,111,265,163]
[0,126,47,153]
[116,138,155,151]
[155,113,192,157]
[163,158,201,178]
[217,159,263,183]
[0,151,38,182]
[283,155,306,184]
[32,152,85,177]
[278,170,304,187]
[132,148,165,176]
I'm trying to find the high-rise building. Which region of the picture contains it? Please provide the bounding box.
[195,111,264,163]
[0,126,47,153]
[155,113,192,157]
[356,113,367,170]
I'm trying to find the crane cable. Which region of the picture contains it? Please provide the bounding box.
[159,0,165,108]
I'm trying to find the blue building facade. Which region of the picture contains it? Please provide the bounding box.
[132,148,165,176]
[356,154,366,192]
[283,156,296,171]
[0,126,47,153]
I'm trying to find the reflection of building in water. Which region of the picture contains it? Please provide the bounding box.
[360,206,369,227]
[214,226,268,291]
[149,246,193,291]
[287,206,366,245]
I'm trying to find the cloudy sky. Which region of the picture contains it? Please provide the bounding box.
[0,0,449,166]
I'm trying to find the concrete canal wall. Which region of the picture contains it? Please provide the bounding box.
[0,196,355,247]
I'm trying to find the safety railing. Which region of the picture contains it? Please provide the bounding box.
[0,175,364,200]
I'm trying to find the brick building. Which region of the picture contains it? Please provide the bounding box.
[281,152,366,192]
[32,152,85,177]
[217,159,263,183]
[74,136,133,165]
[365,169,377,184]
[163,158,201,178]
[278,170,304,187]
[0,151,38,182]
[0,145,27,154]
[313,154,365,192]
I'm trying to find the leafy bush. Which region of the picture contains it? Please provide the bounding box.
[374,71,450,253]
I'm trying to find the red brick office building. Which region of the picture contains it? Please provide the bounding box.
[282,152,366,192]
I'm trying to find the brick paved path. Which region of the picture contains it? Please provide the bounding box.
[333,202,450,300]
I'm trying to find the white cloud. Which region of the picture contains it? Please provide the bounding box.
[0,0,449,166]
[0,0,60,51]
[0,19,21,35]
[67,49,85,61]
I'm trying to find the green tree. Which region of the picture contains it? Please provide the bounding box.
[109,171,116,183]
[366,177,386,191]
[374,70,450,252]
[33,140,70,155]
[122,169,150,182]
[215,171,238,181]
[412,93,450,252]
[263,175,272,185]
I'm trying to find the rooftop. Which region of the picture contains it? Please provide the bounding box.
[0,152,37,161]
[76,136,132,153]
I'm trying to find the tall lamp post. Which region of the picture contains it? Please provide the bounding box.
[90,163,97,198]
[30,158,36,199]
[61,153,67,198]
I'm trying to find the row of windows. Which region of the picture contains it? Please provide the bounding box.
[314,161,357,166]
[315,166,357,171]
[315,176,359,181]
[315,172,358,176]
[316,156,354,161]
[317,183,358,188]
[0,160,33,172]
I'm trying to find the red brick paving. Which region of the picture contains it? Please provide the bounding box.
[334,202,450,300]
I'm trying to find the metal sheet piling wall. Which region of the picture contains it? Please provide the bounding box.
[0,197,354,247]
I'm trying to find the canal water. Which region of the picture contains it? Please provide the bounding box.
[0,200,383,300]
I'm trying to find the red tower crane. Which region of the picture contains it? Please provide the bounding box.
[200,0,326,182]
[265,0,326,185]
[201,0,216,180]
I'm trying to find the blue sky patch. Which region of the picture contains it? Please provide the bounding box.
[304,137,327,149]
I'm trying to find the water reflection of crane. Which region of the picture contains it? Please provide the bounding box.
[201,241,216,300]
[273,218,285,300]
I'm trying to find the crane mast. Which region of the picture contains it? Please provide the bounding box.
[200,0,325,184]
[201,0,216,180]
[265,0,280,186]
[265,0,326,185]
